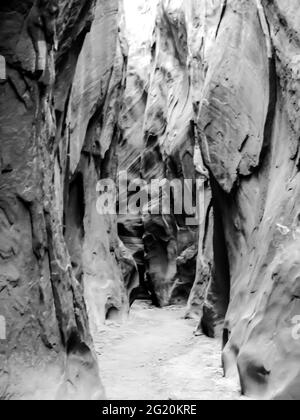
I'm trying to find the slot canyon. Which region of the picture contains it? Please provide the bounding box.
[0,0,300,400]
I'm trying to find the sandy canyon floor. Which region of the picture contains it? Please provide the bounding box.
[96,301,243,400]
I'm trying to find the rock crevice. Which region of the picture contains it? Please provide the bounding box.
[1,0,300,401]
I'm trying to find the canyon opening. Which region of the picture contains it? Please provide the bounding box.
[0,0,300,402]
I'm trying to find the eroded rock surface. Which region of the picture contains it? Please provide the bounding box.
[66,0,131,334]
[121,0,300,400]
[118,0,160,303]
[192,0,300,400]
[119,0,213,308]
[216,0,300,401]
[1,0,300,401]
[0,0,128,399]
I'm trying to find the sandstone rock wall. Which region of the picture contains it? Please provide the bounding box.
[192,0,300,400]
[121,0,300,399]
[1,0,300,401]
[0,0,128,399]
[118,0,160,303]
[65,0,132,335]
[216,0,300,401]
[120,0,213,308]
[141,0,198,307]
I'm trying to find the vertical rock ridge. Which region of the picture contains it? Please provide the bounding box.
[120,0,300,399]
[0,0,128,400]
[1,0,300,400]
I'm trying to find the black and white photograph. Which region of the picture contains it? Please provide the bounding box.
[0,0,300,403]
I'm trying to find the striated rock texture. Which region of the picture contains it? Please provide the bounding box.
[120,0,212,307]
[118,0,160,303]
[188,0,300,400]
[210,0,300,400]
[65,0,131,334]
[0,0,128,399]
[165,0,300,400]
[121,0,300,400]
[1,0,300,402]
[140,0,199,306]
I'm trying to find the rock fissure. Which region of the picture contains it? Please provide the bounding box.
[1,0,300,400]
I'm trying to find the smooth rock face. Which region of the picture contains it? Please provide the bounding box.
[0,0,128,399]
[66,0,132,335]
[193,0,300,400]
[1,0,300,401]
[121,0,300,399]
[198,0,270,192]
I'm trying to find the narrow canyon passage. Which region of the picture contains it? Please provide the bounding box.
[96,301,241,400]
[1,0,300,401]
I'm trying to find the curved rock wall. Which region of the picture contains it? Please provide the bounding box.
[141,0,198,306]
[120,0,213,308]
[213,0,300,400]
[121,0,300,399]
[66,0,131,334]
[1,0,300,401]
[191,0,300,400]
[118,0,159,302]
[0,0,128,399]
